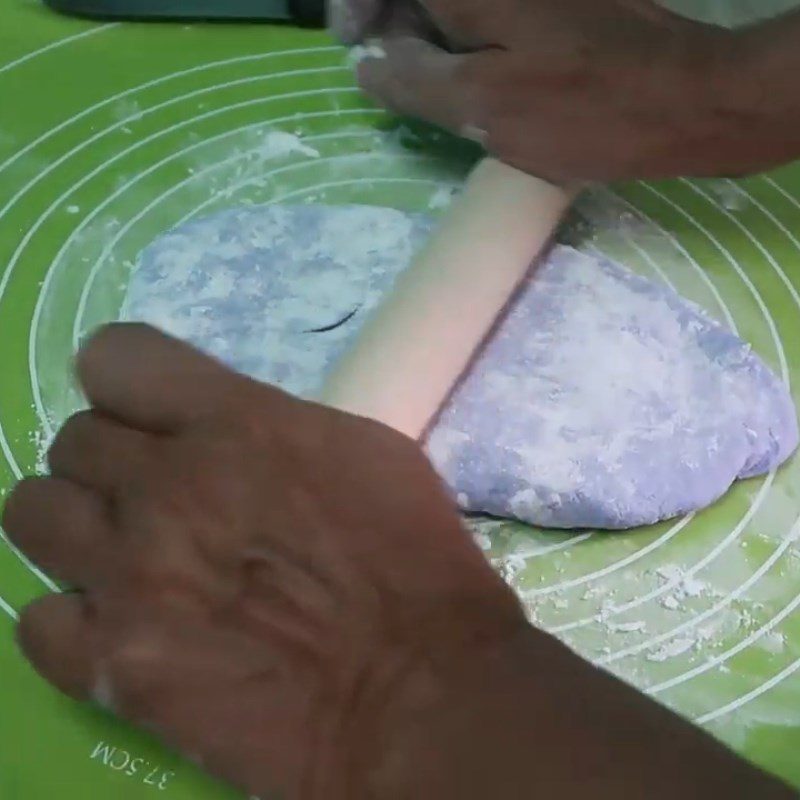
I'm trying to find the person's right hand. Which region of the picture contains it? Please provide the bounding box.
[4,323,793,799]
[330,0,756,182]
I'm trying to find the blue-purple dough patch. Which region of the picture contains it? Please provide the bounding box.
[124,204,799,530]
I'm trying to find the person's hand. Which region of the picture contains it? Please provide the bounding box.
[331,0,751,182]
[2,323,525,799]
[3,323,795,799]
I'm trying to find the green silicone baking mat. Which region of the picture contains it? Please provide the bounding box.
[1,1,800,796]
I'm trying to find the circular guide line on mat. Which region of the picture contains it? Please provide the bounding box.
[71,124,391,347]
[712,177,800,322]
[642,181,788,381]
[0,51,348,589]
[0,62,352,273]
[698,656,800,724]
[600,513,798,666]
[650,543,800,694]
[0,46,341,178]
[1,67,355,402]
[0,23,110,596]
[0,50,345,498]
[664,177,800,718]
[584,180,794,662]
[24,84,364,436]
[586,178,800,714]
[0,23,117,76]
[0,592,18,620]
[547,183,798,640]
[549,495,762,635]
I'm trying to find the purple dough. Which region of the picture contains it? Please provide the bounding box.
[124,204,799,530]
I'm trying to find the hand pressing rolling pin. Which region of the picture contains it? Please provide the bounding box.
[332,0,800,182]
[323,0,800,436]
[3,325,794,800]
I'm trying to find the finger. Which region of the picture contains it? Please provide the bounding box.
[419,0,505,50]
[378,0,438,41]
[77,323,243,434]
[2,477,113,587]
[48,410,154,495]
[619,0,696,26]
[356,36,496,138]
[79,323,313,438]
[329,0,382,43]
[17,593,95,702]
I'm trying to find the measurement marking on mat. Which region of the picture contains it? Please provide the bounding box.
[91,741,174,790]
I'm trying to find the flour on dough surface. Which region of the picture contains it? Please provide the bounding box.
[123,204,799,530]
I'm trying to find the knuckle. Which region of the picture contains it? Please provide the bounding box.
[16,600,43,653]
[454,58,498,134]
[48,410,96,463]
[81,321,150,358]
[15,593,63,659]
[106,634,166,717]
[216,379,298,440]
[1,477,42,534]
[77,323,161,386]
[367,416,427,461]
[125,557,187,610]
[78,322,131,369]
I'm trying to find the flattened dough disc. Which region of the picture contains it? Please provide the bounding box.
[124,203,799,530]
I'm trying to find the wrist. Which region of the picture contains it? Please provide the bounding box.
[363,622,794,800]
[655,21,789,177]
[343,560,529,800]
[639,21,746,176]
[363,623,535,800]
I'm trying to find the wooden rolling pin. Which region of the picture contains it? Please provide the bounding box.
[320,157,576,439]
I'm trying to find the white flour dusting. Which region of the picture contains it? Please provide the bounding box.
[428,186,456,210]
[348,41,388,66]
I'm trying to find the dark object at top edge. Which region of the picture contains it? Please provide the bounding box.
[44,0,326,27]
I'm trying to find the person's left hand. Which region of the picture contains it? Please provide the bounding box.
[330,0,752,182]
[1,323,524,800]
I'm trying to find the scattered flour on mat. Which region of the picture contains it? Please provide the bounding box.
[347,41,387,66]
[255,130,321,161]
[647,636,697,663]
[706,180,749,212]
[428,185,456,210]
[656,564,710,599]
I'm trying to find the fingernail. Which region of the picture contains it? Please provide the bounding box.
[460,124,489,147]
[347,38,387,68]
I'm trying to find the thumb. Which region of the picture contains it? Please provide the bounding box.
[329,0,382,44]
[356,37,495,140]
